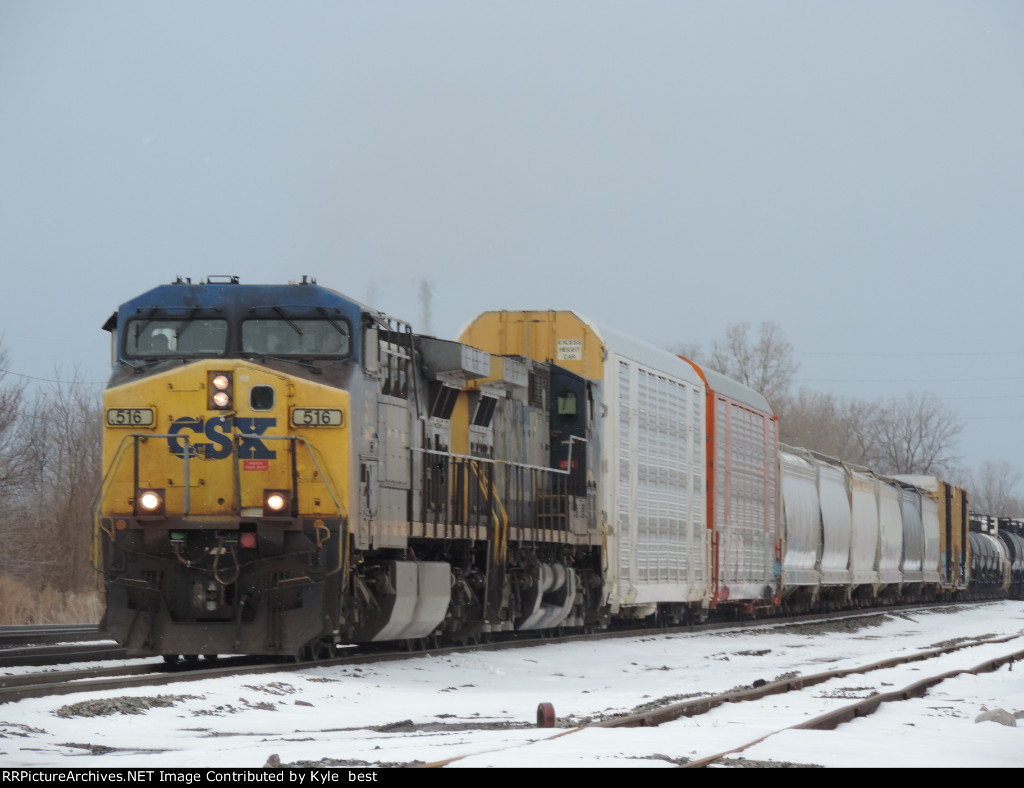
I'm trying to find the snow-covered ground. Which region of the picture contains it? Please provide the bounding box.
[2,601,1023,768]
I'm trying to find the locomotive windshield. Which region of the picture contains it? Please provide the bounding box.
[125,318,228,357]
[242,318,351,357]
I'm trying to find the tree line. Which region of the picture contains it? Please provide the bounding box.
[685,321,1023,516]
[0,343,102,621]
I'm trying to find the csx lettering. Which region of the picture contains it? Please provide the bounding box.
[236,417,276,459]
[167,417,277,460]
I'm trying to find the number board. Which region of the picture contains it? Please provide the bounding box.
[106,408,155,427]
[292,408,344,427]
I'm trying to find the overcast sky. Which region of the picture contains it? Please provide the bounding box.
[1,1,1022,476]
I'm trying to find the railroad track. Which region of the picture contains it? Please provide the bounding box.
[0,656,299,705]
[0,604,954,702]
[2,602,1022,768]
[418,630,1024,768]
[683,641,1024,768]
[0,600,975,671]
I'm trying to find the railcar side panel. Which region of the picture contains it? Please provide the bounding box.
[610,354,706,606]
[920,494,941,584]
[897,476,969,593]
[711,395,778,603]
[877,480,904,586]
[849,471,880,589]
[950,485,970,590]
[677,359,780,610]
[780,451,820,588]
[899,486,925,585]
[817,459,852,589]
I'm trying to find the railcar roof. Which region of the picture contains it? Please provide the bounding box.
[462,308,772,412]
[535,310,771,412]
[891,474,944,492]
[683,361,774,415]
[581,315,705,388]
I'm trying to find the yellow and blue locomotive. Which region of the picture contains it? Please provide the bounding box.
[96,276,604,659]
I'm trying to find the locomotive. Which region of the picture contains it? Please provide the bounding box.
[95,276,1014,661]
[97,276,607,659]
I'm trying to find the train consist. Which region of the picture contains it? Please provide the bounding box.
[95,277,1023,659]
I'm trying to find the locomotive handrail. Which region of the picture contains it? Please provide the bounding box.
[234,432,347,519]
[415,441,585,534]
[413,434,587,476]
[96,432,193,515]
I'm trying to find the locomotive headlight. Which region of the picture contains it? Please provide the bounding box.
[208,372,233,410]
[263,490,291,516]
[136,489,165,516]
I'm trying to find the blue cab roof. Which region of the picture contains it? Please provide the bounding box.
[110,277,364,324]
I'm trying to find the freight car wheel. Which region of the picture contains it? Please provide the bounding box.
[162,654,179,665]
[183,654,200,664]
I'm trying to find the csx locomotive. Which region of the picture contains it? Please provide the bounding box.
[95,277,1019,661]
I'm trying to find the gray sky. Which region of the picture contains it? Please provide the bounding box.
[2,1,1022,476]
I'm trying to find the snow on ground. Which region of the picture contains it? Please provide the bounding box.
[1,601,1023,768]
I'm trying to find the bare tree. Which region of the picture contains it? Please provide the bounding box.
[0,342,37,586]
[670,342,703,365]
[779,388,877,466]
[1,367,102,591]
[0,342,28,497]
[961,461,1024,516]
[35,371,102,590]
[707,321,798,406]
[867,391,963,476]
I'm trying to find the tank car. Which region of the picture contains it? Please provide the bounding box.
[968,514,1012,598]
[995,518,1024,597]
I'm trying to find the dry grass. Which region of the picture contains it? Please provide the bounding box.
[0,575,103,625]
